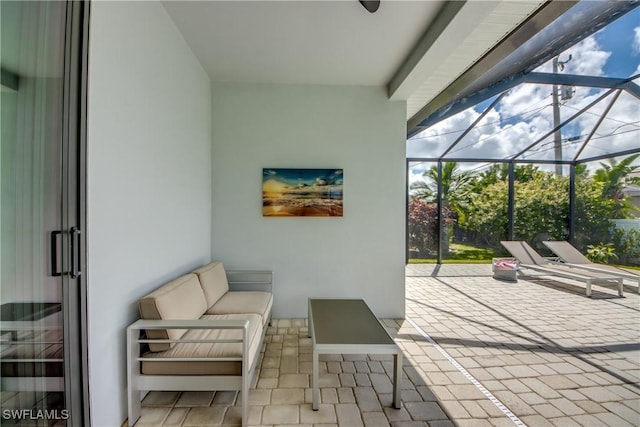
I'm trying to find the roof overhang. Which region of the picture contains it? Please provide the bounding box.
[388,0,549,120]
[408,0,640,138]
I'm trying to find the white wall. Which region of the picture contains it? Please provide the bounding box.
[87,2,211,425]
[211,83,406,318]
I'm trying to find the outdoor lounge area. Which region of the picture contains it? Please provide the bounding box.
[129,265,640,426]
[2,1,639,426]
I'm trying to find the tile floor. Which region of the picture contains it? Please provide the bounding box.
[133,264,640,426]
[132,318,455,427]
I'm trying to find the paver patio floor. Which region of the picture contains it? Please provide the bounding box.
[405,263,639,427]
[135,264,639,426]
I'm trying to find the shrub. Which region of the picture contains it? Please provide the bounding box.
[586,243,618,264]
[408,199,455,256]
[613,228,640,266]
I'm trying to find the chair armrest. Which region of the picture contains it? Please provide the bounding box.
[127,319,251,362]
[128,318,249,331]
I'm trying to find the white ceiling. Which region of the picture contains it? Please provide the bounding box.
[162,0,441,86]
[162,0,546,124]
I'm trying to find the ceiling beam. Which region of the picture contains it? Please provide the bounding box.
[387,1,466,100]
[405,1,576,135]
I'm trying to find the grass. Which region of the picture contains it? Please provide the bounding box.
[408,242,640,269]
[615,264,640,271]
[409,243,498,264]
[408,259,491,264]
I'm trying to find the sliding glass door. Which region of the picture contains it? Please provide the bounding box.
[1,1,88,425]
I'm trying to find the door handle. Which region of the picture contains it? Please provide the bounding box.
[70,227,82,279]
[50,231,63,277]
[50,228,81,278]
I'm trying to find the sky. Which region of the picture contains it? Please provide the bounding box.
[262,168,343,192]
[407,6,640,184]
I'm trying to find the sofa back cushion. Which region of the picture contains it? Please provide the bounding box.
[138,273,207,352]
[193,261,229,308]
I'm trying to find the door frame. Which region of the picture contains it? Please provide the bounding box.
[61,1,90,425]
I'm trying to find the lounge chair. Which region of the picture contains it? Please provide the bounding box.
[500,241,624,297]
[543,240,639,294]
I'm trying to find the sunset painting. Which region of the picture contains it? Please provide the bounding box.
[262,168,343,217]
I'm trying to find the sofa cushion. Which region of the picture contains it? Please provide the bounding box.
[140,313,262,375]
[138,274,207,352]
[207,291,273,326]
[193,262,229,308]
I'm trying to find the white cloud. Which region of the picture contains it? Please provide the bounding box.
[564,37,611,77]
[407,108,480,158]
[534,35,610,77]
[498,84,552,127]
[407,29,639,183]
[634,26,640,54]
[408,27,640,159]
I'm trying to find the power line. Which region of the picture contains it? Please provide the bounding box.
[529,128,639,157]
[562,103,640,127]
[446,104,553,156]
[408,95,553,141]
[408,127,638,164]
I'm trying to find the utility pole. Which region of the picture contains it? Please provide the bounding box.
[552,54,572,176]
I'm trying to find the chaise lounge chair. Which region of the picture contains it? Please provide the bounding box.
[543,240,639,294]
[500,241,624,297]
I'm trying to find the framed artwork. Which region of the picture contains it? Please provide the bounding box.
[262,168,343,217]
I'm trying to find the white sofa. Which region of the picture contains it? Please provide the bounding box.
[127,262,272,427]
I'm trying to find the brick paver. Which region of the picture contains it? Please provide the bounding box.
[406,263,640,426]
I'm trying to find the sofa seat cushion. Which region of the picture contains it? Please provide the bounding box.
[207,291,272,326]
[193,261,229,308]
[138,274,208,352]
[140,313,262,376]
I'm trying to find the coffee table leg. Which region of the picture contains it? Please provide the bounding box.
[312,347,319,410]
[308,299,314,339]
[393,351,402,409]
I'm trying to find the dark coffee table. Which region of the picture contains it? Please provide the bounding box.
[307,298,402,410]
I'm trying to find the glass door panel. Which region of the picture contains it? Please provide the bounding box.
[1,1,85,425]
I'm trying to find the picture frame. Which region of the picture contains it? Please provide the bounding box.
[262,168,343,217]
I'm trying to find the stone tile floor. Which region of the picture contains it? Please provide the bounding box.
[136,264,640,426]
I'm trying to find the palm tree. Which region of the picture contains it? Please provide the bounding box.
[593,154,640,218]
[411,162,475,218]
[409,179,435,201]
